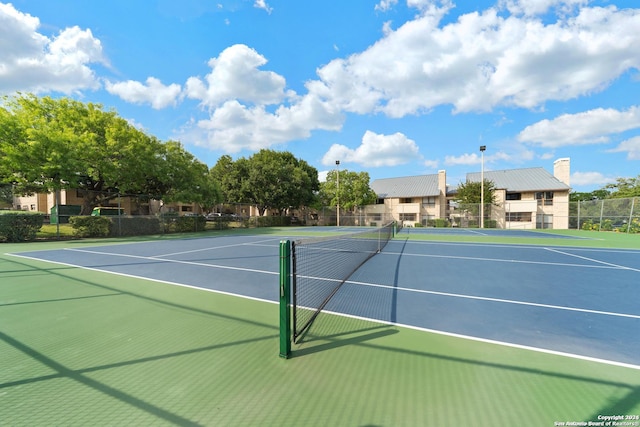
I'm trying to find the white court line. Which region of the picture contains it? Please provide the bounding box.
[8,251,640,371]
[6,253,276,306]
[462,229,489,236]
[154,238,281,258]
[63,247,278,276]
[545,247,640,273]
[342,279,640,320]
[317,309,640,371]
[381,250,629,270]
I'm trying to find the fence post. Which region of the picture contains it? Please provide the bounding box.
[628,197,636,234]
[598,199,605,231]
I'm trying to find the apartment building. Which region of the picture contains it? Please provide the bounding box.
[366,158,571,229]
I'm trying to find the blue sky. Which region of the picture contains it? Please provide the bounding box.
[1,0,639,192]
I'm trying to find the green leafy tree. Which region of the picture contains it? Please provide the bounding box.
[319,170,377,211]
[210,155,249,207]
[0,94,218,214]
[454,179,497,225]
[570,189,610,202]
[244,150,319,216]
[454,179,497,205]
[211,150,319,216]
[0,184,12,208]
[159,141,221,209]
[604,175,640,198]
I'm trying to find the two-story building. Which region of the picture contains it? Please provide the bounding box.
[366,158,571,229]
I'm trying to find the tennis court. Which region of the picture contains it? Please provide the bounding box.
[2,228,640,425]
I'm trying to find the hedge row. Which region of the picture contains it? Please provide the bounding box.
[0,211,45,242]
[68,215,209,237]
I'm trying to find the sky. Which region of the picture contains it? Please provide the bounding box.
[1,0,639,192]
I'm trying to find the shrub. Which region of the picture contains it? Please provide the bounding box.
[69,216,110,237]
[107,216,163,236]
[162,215,207,233]
[244,216,290,228]
[0,211,45,242]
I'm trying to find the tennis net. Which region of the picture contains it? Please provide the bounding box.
[291,222,394,342]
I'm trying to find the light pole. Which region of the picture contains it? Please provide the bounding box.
[335,160,340,227]
[479,145,486,229]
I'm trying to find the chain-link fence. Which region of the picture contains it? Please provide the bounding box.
[449,197,640,233]
[38,188,640,235]
[570,197,640,232]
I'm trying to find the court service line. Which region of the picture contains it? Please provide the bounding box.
[383,251,630,270]
[153,238,280,258]
[544,247,640,272]
[63,248,279,276]
[344,279,640,320]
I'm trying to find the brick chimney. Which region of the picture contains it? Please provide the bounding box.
[553,158,570,186]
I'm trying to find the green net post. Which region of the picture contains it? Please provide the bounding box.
[279,240,292,359]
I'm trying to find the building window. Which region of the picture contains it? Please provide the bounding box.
[368,213,382,221]
[422,215,435,226]
[400,198,413,204]
[376,198,384,205]
[506,212,532,222]
[399,213,416,222]
[422,196,436,207]
[535,192,554,206]
[181,205,193,212]
[506,193,521,201]
[536,214,553,229]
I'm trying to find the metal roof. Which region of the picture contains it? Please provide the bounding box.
[466,167,570,192]
[371,167,570,199]
[371,174,440,198]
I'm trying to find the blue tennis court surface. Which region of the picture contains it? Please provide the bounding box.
[10,233,640,368]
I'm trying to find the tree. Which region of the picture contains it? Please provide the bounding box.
[244,150,319,216]
[159,141,221,209]
[570,189,610,202]
[211,150,319,216]
[210,155,249,208]
[454,179,497,225]
[0,94,217,213]
[604,175,640,198]
[319,170,377,211]
[0,184,12,208]
[454,179,497,205]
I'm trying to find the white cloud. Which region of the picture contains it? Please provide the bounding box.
[254,0,273,14]
[179,95,343,153]
[306,4,640,116]
[423,159,439,169]
[518,107,640,147]
[185,44,288,108]
[321,130,420,167]
[499,0,589,16]
[445,153,481,166]
[608,136,640,160]
[375,0,398,12]
[570,171,616,187]
[0,3,106,95]
[105,77,182,109]
[444,149,529,166]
